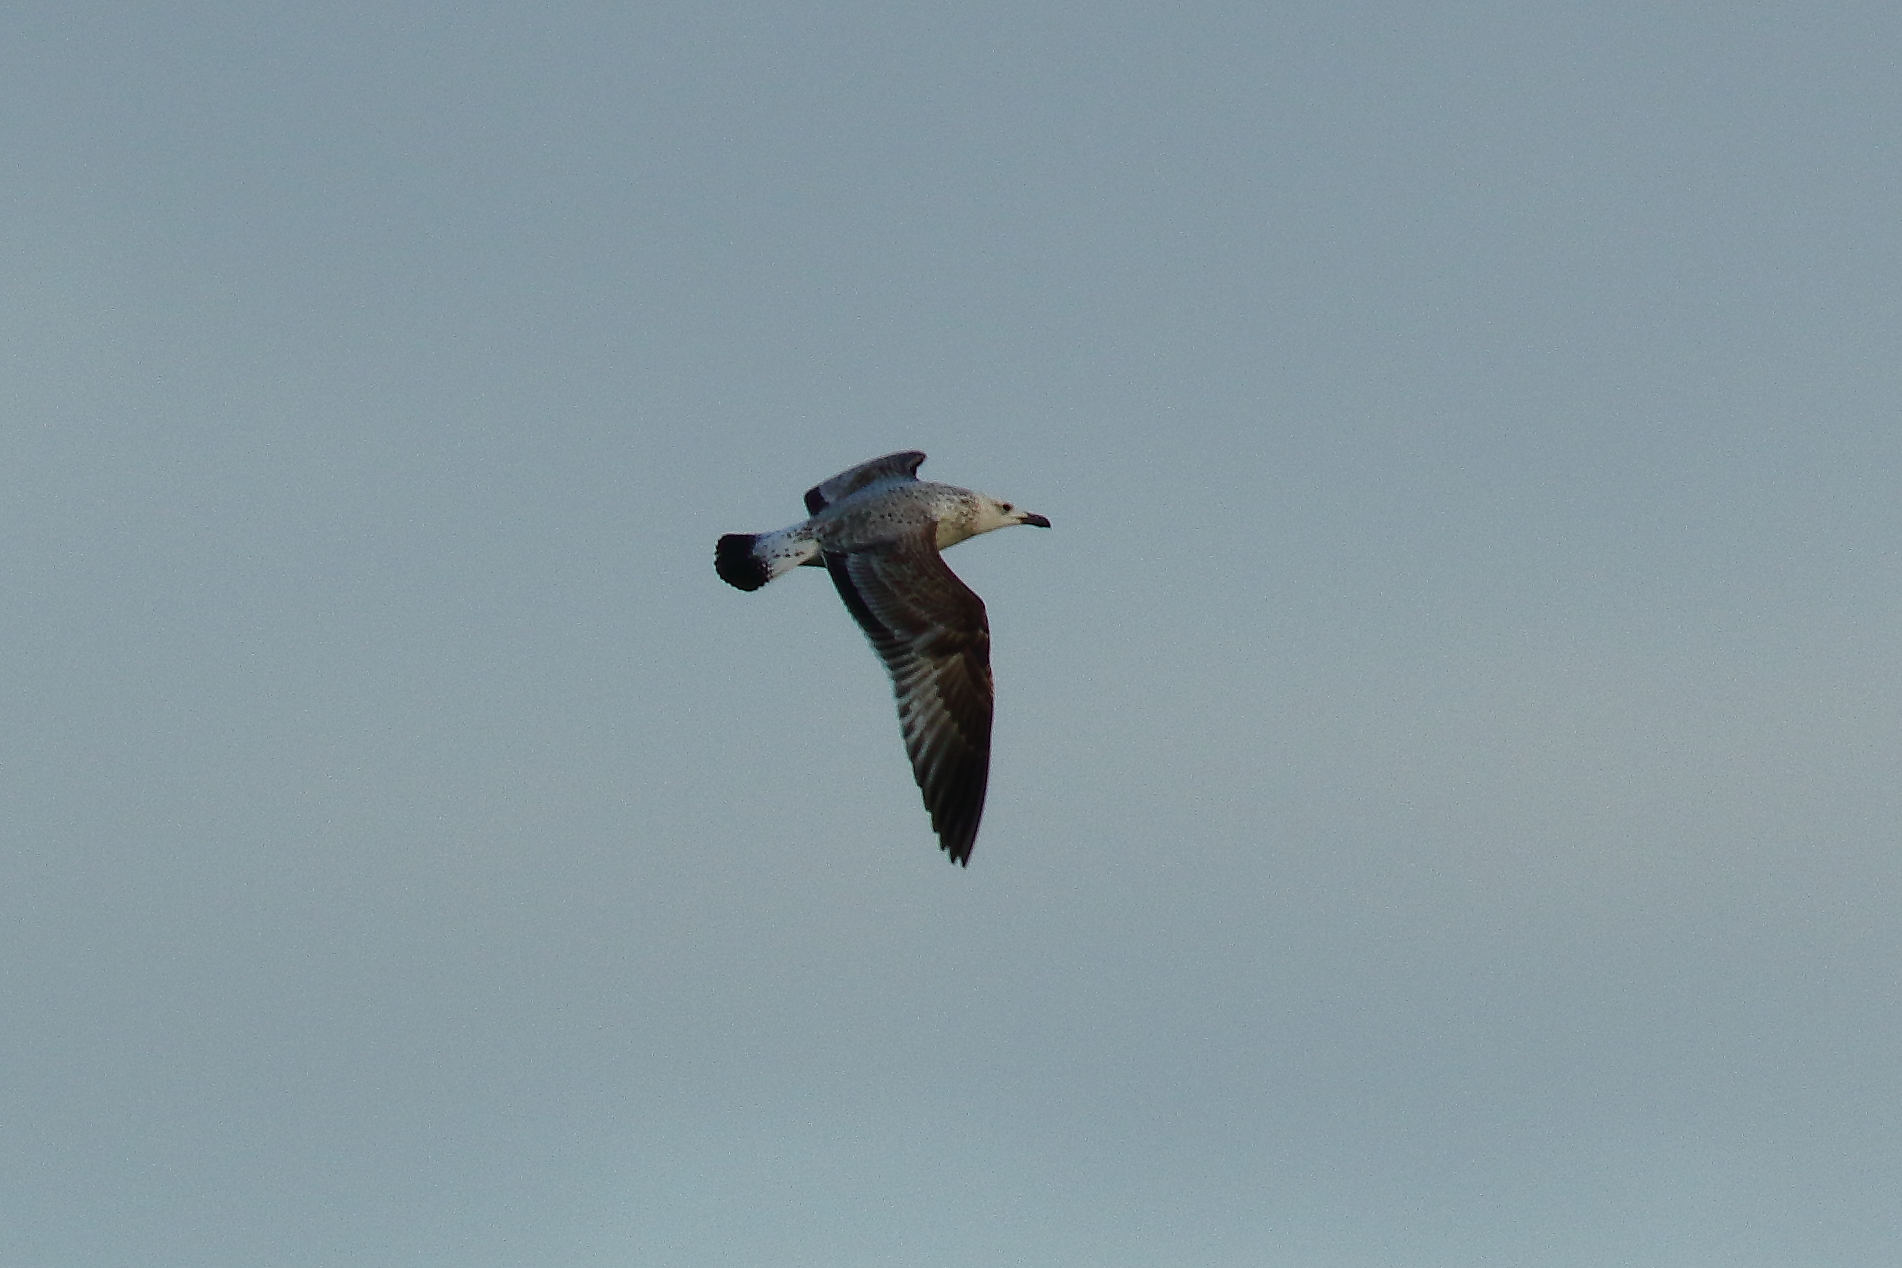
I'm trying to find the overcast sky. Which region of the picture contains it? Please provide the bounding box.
[4,3,1899,1265]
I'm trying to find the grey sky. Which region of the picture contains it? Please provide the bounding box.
[4,2,1899,1264]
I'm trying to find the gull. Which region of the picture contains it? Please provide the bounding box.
[716,451,1050,865]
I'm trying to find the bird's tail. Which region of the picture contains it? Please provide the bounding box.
[715,528,819,591]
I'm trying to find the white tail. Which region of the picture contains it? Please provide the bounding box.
[715,525,820,591]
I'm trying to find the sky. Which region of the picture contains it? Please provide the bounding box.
[3,2,1900,1264]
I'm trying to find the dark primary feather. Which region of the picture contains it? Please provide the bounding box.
[823,528,993,865]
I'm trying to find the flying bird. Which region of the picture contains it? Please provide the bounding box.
[715,451,1050,865]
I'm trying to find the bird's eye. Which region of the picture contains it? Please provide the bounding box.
[1001,502,1013,512]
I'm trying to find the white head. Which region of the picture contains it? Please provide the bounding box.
[974,494,1052,534]
[936,493,1052,550]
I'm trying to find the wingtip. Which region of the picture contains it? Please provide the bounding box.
[937,808,981,865]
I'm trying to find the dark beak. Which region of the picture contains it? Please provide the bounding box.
[1021,512,1052,528]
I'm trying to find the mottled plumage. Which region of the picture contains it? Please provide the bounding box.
[716,451,1050,865]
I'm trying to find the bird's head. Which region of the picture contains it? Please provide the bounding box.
[979,495,1052,532]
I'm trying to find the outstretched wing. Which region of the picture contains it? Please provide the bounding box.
[805,450,927,515]
[823,526,993,864]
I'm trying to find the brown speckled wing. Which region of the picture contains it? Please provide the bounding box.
[823,526,993,864]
